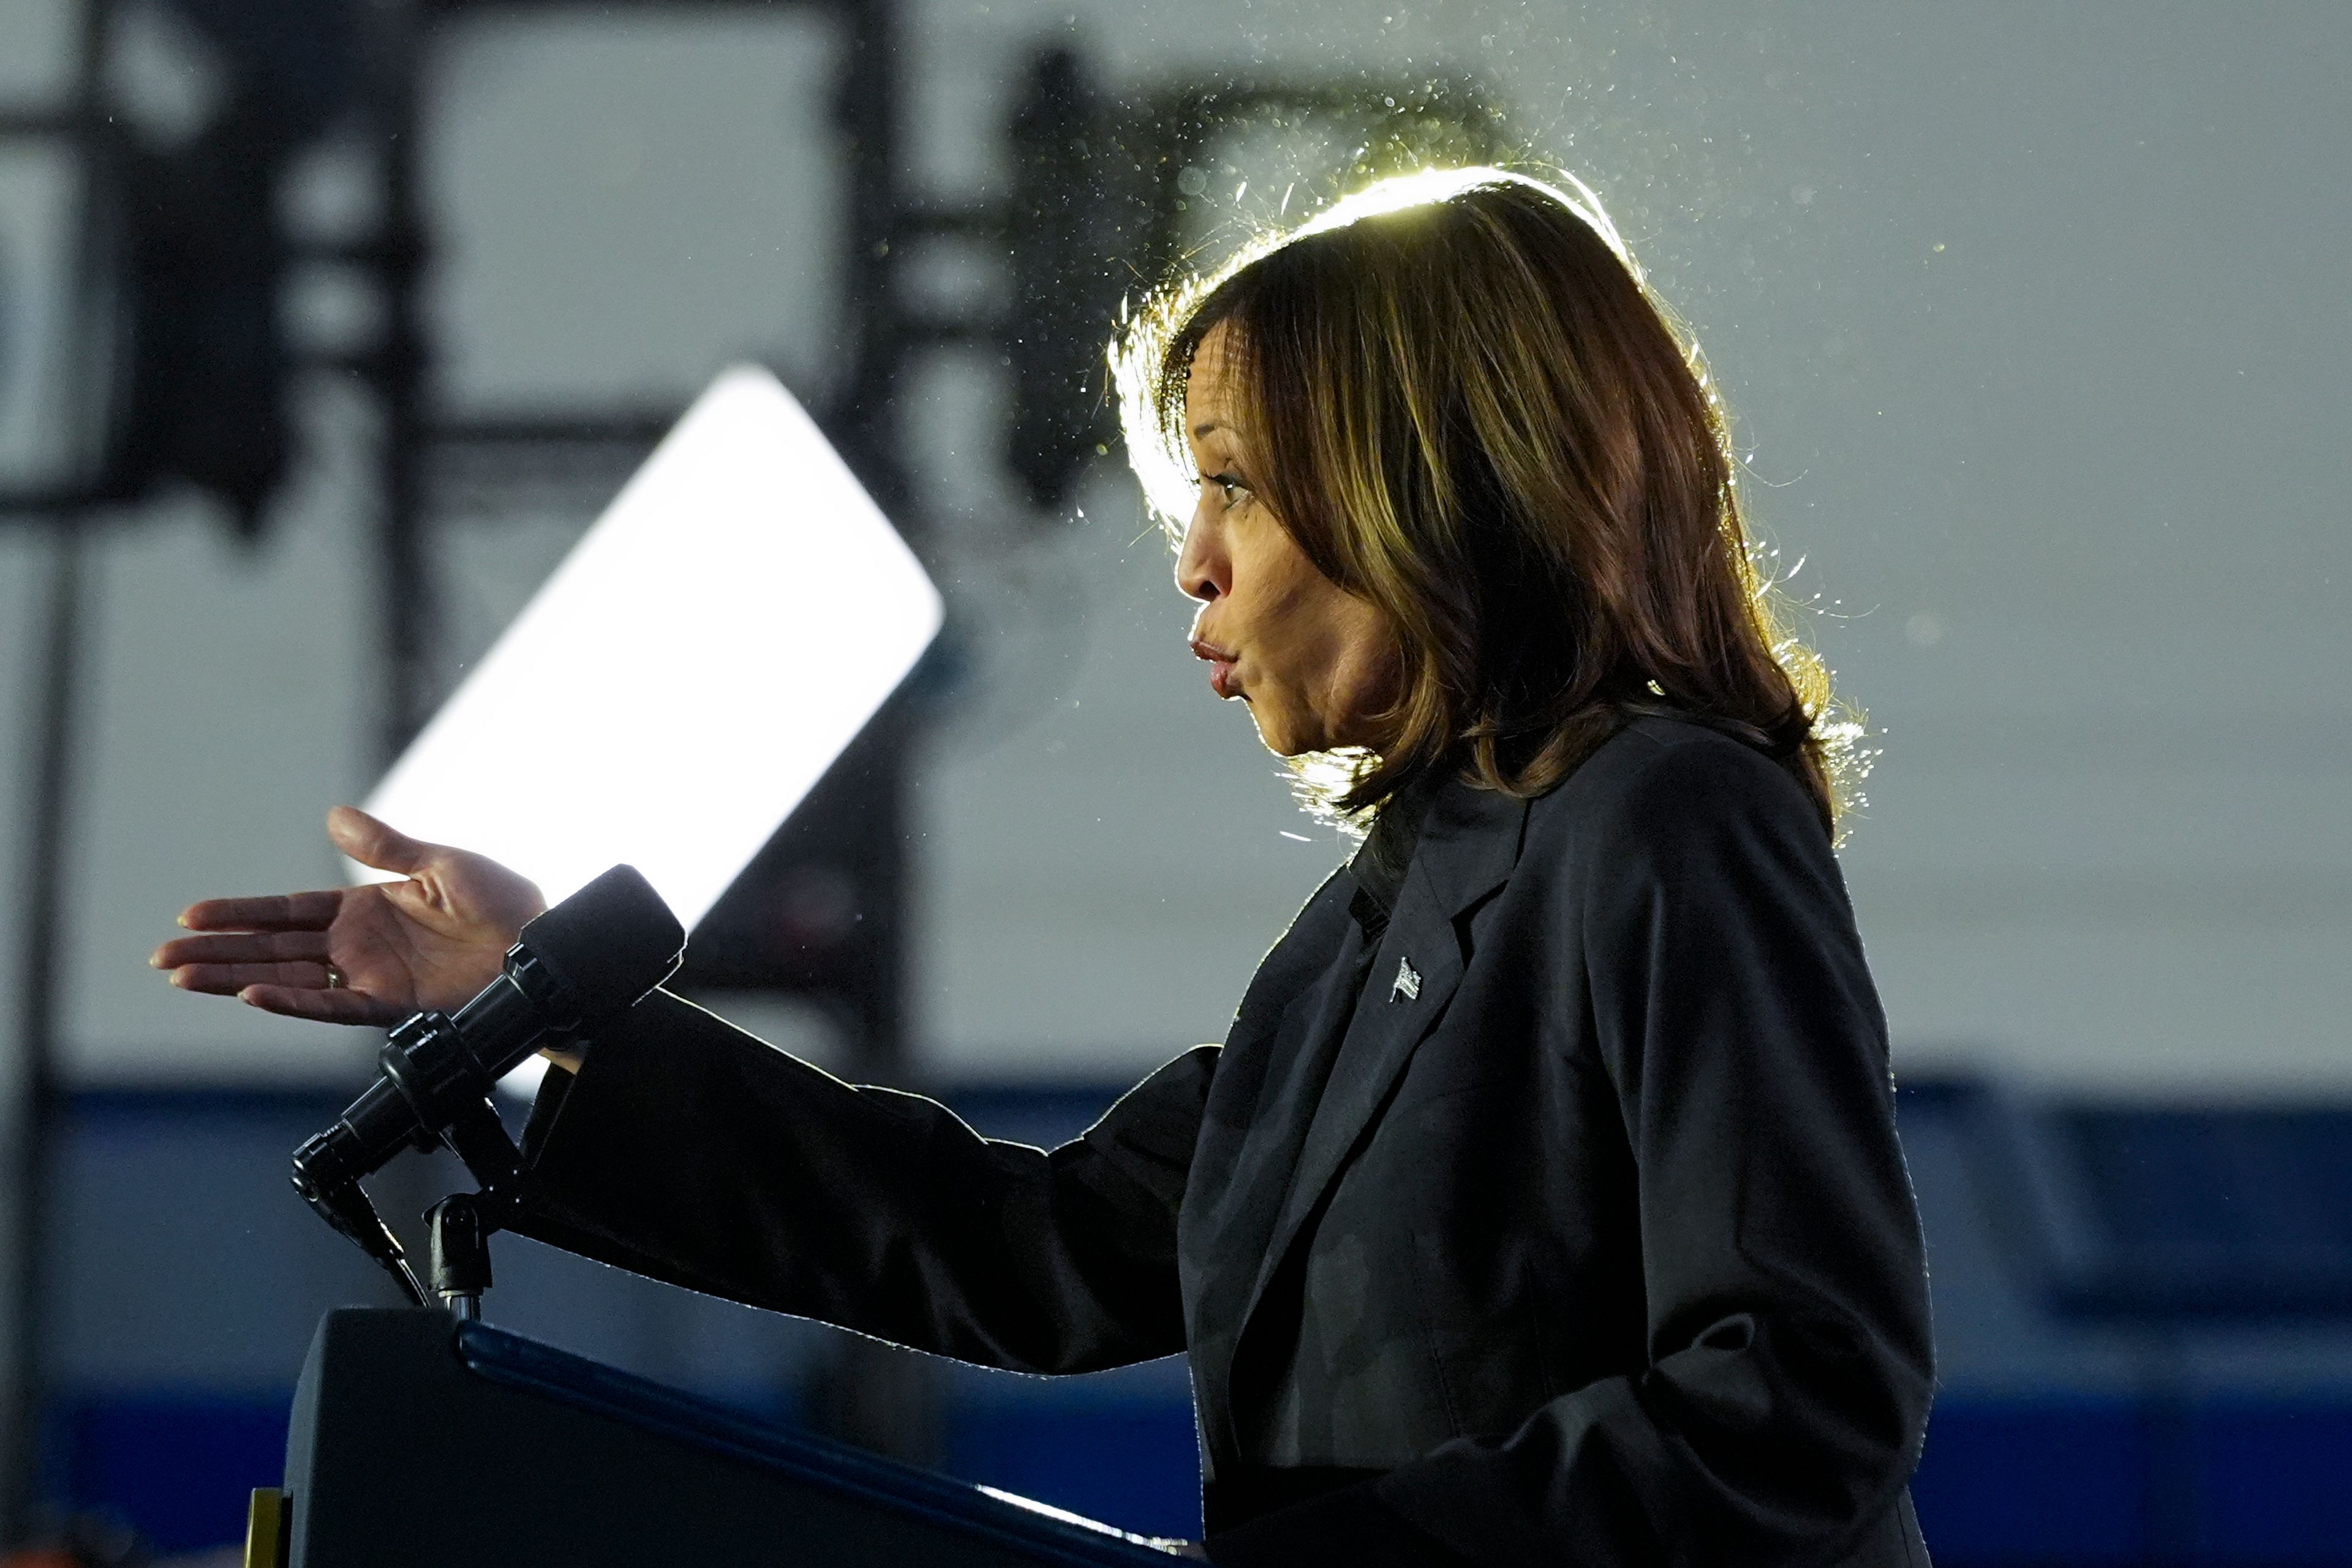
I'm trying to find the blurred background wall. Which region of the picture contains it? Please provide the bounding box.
[0,0,2347,1561]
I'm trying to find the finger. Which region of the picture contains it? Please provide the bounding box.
[177,890,343,933]
[151,930,329,969]
[239,983,401,1027]
[167,959,344,996]
[326,805,436,877]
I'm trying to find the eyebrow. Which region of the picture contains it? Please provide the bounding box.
[1191,420,1231,439]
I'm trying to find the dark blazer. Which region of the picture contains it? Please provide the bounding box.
[511,715,1936,1567]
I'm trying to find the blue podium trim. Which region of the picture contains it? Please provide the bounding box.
[454,1320,1178,1566]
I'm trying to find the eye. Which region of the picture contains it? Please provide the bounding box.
[1202,470,1251,507]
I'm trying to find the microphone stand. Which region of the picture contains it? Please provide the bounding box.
[421,1095,526,1320]
[298,1085,529,1317]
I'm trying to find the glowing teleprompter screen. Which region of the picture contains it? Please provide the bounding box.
[356,364,942,944]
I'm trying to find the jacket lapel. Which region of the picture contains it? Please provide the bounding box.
[1233,780,1531,1340]
[1187,899,1368,1279]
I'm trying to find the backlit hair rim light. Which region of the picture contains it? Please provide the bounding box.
[1110,166,1635,536]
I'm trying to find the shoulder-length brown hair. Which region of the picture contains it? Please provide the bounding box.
[1114,167,1861,833]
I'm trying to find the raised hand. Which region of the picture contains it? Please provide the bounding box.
[151,807,548,1028]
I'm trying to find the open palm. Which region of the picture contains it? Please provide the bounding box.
[151,807,548,1027]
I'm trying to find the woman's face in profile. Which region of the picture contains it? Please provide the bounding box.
[1177,323,1398,758]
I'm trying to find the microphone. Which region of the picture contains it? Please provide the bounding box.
[289,865,685,1298]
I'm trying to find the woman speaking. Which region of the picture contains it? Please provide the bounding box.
[154,168,1934,1567]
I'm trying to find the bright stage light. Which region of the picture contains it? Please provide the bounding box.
[358,363,941,945]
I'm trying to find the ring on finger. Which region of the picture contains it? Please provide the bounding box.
[322,962,347,990]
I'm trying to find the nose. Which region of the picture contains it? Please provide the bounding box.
[1176,507,1227,604]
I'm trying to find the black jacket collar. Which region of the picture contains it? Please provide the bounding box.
[1186,775,1532,1467]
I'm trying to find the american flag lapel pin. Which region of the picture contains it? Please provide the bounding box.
[1390,956,1422,1003]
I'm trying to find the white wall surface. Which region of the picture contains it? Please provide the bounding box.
[0,1,2343,1093]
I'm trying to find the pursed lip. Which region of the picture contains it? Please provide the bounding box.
[1189,636,1242,699]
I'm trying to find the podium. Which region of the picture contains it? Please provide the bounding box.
[266,1309,1181,1566]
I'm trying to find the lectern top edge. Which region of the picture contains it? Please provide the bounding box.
[452,1317,1179,1565]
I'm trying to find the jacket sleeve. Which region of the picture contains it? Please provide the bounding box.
[505,989,1213,1375]
[1230,738,1935,1566]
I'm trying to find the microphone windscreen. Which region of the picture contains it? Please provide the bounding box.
[517,864,686,1020]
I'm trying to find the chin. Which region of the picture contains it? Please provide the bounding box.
[1244,711,1292,756]
[1247,709,1323,759]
